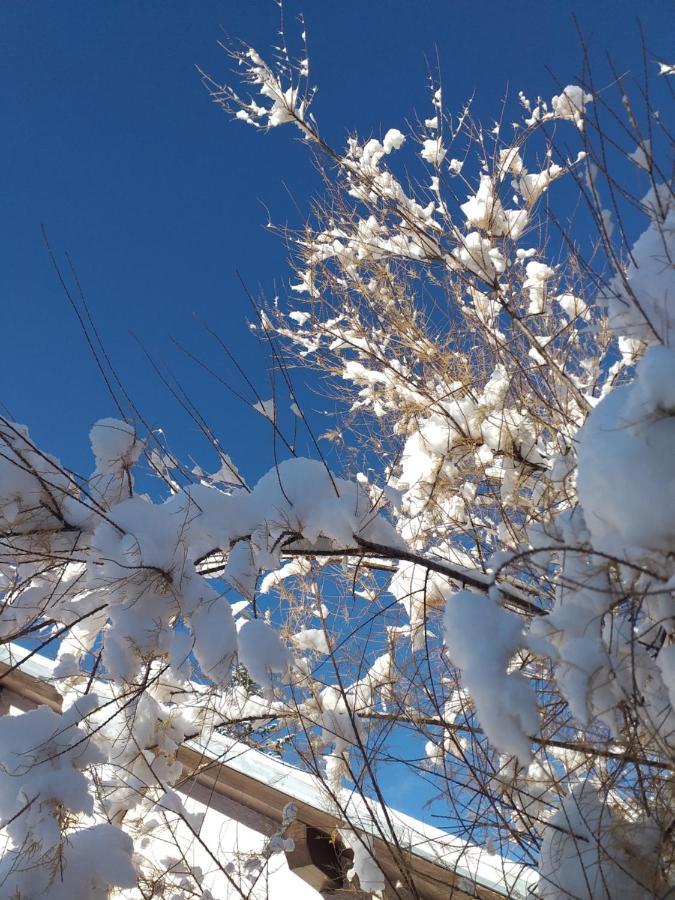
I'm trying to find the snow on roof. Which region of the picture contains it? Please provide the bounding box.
[0,643,537,898]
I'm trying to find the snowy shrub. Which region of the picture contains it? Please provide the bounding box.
[0,14,673,899]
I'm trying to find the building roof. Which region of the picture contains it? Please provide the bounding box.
[0,644,536,899]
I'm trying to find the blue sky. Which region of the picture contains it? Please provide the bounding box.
[3,0,672,479]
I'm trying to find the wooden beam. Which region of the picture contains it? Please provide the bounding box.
[285,822,345,892]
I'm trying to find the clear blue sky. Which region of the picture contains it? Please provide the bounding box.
[3,0,672,478]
